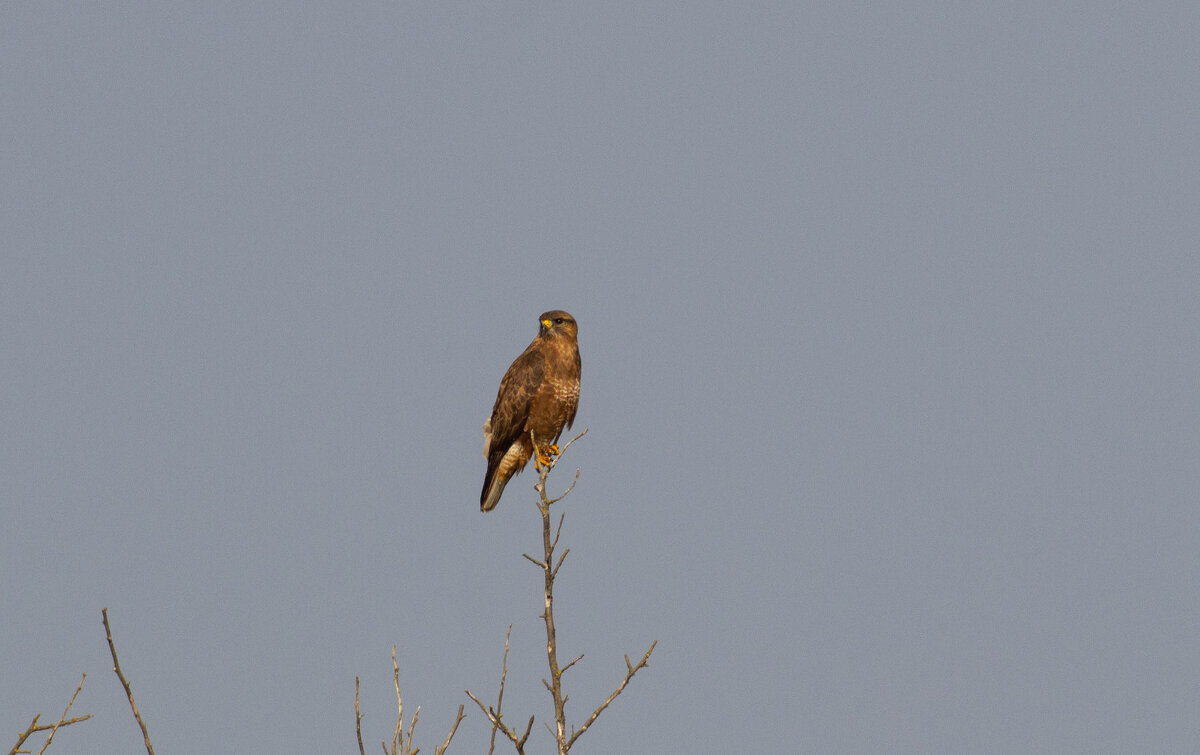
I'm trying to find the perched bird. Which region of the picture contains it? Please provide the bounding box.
[480,310,581,512]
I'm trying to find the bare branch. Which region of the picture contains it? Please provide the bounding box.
[9,713,93,755]
[355,677,366,755]
[565,640,657,749]
[463,690,529,755]
[556,428,588,459]
[551,548,570,579]
[544,467,582,506]
[383,646,426,755]
[406,706,420,755]
[9,713,42,755]
[530,435,590,753]
[391,646,403,755]
[560,654,584,675]
[482,427,655,752]
[101,608,155,755]
[8,677,93,755]
[521,553,545,569]
[462,689,490,718]
[9,713,43,755]
[531,429,587,505]
[464,627,533,755]
[551,514,566,550]
[486,625,513,755]
[35,673,86,755]
[434,705,465,755]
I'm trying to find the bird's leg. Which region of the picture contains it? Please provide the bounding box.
[531,434,557,469]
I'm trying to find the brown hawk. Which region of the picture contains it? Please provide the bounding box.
[480,310,581,512]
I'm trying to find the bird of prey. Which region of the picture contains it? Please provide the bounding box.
[480,310,581,512]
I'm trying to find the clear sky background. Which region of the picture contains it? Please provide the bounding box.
[4,3,1199,753]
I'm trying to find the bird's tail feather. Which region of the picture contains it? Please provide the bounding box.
[480,439,528,512]
[480,470,509,512]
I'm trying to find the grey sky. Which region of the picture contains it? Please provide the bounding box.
[4,3,1199,753]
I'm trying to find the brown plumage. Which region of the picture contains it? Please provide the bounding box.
[480,310,581,512]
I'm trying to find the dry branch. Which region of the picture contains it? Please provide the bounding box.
[434,705,465,755]
[529,430,658,753]
[101,608,155,755]
[463,688,531,755]
[468,427,655,751]
[487,625,513,755]
[355,677,366,755]
[464,630,533,755]
[35,672,86,755]
[565,640,657,749]
[358,648,461,755]
[8,676,91,755]
[386,646,420,755]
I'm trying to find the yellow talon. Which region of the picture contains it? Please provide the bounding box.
[533,442,559,469]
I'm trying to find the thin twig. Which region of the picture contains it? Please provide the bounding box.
[355,677,366,755]
[565,640,657,749]
[8,681,93,755]
[101,608,155,755]
[35,673,86,755]
[406,706,420,755]
[9,713,43,755]
[434,704,465,755]
[560,654,584,675]
[391,647,402,755]
[545,468,582,506]
[359,649,456,755]
[551,514,566,551]
[521,553,546,568]
[551,548,570,580]
[463,690,529,755]
[9,713,93,755]
[487,625,513,755]
[531,429,587,505]
[555,429,588,459]
[387,646,422,755]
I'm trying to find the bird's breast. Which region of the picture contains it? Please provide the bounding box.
[551,379,580,404]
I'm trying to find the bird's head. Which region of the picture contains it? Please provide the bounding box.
[538,310,577,339]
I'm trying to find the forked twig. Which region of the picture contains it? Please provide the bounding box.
[361,648,460,755]
[565,640,657,749]
[101,608,155,755]
[386,646,423,755]
[488,625,512,754]
[8,675,92,755]
[391,647,403,754]
[35,672,87,755]
[530,429,588,505]
[464,626,532,754]
[464,689,531,755]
